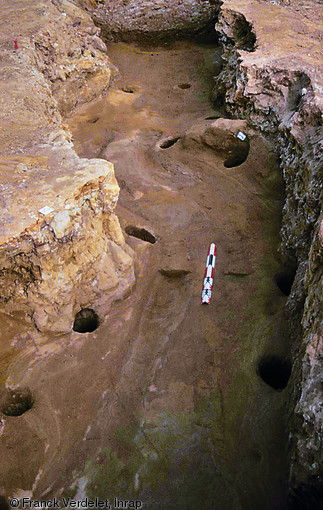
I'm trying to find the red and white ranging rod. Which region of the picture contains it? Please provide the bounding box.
[201,243,217,304]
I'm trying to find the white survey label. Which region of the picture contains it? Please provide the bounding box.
[38,205,54,215]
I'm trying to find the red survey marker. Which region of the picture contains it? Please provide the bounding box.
[201,243,217,304]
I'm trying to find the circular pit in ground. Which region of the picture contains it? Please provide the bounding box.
[73,308,100,333]
[0,386,34,416]
[257,355,292,391]
[224,140,250,168]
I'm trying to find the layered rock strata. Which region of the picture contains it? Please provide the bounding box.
[213,0,322,504]
[0,0,134,333]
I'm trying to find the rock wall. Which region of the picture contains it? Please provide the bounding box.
[0,141,134,333]
[212,0,322,505]
[0,0,135,333]
[79,0,220,42]
[34,0,114,116]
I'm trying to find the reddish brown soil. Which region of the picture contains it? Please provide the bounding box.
[1,40,290,509]
[67,42,289,508]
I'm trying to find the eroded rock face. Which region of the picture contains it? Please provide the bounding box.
[0,0,135,333]
[80,0,220,42]
[0,129,135,333]
[213,1,322,261]
[213,0,323,502]
[33,1,115,115]
[0,144,134,333]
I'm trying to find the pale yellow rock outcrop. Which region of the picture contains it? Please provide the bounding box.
[0,0,135,333]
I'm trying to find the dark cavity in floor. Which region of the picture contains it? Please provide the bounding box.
[122,86,135,93]
[258,355,292,390]
[224,139,250,168]
[0,386,34,416]
[73,308,100,333]
[125,225,156,244]
[158,136,180,149]
[274,267,297,296]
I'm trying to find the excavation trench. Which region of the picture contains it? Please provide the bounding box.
[0,40,291,507]
[63,41,291,510]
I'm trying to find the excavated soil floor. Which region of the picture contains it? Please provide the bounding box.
[1,41,293,509]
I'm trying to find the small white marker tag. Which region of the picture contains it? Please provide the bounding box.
[237,131,246,141]
[38,205,54,215]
